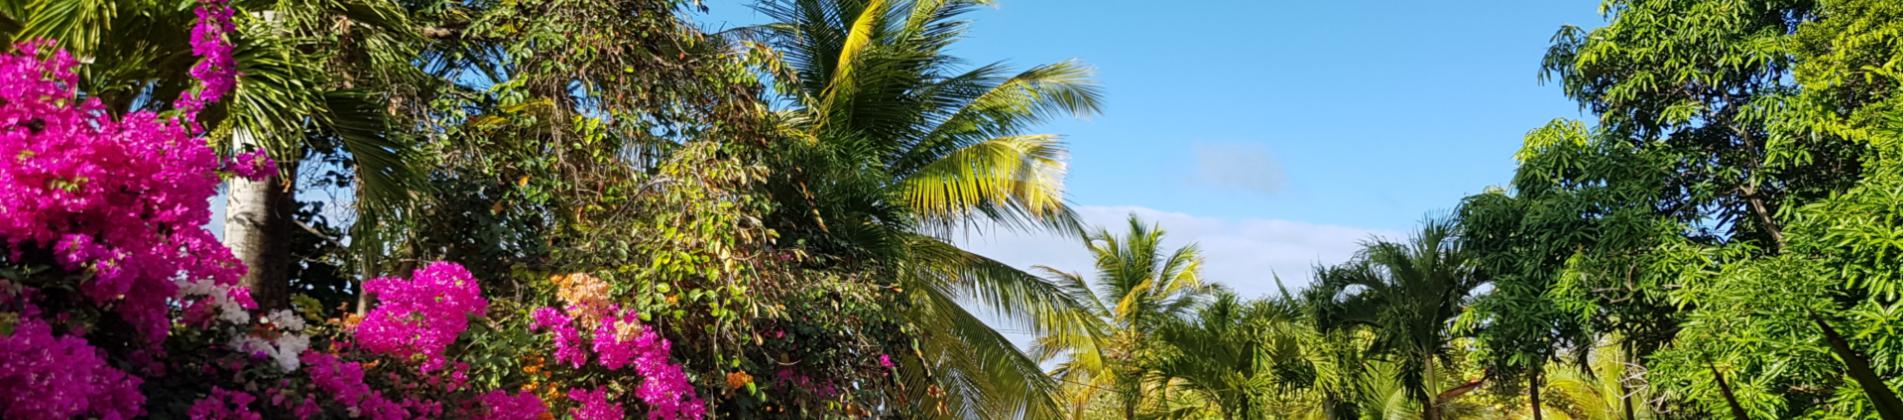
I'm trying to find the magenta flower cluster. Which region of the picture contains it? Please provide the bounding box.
[0,37,243,344]
[621,325,707,420]
[480,390,550,419]
[532,307,591,368]
[591,309,643,370]
[188,387,262,420]
[0,318,144,419]
[173,0,239,121]
[300,351,408,419]
[0,0,248,416]
[568,387,628,420]
[531,303,706,419]
[354,261,489,373]
[225,149,277,181]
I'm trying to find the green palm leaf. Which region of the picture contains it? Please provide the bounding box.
[749,0,1105,417]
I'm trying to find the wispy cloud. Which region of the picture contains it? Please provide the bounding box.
[1192,142,1287,196]
[956,205,1396,300]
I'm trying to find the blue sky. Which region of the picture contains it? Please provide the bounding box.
[693,1,1607,297]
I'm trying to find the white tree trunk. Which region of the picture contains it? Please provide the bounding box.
[223,131,294,309]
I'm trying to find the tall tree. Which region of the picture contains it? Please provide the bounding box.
[1536,0,1903,416]
[1459,188,1573,420]
[1542,0,1865,253]
[1306,216,1487,420]
[740,0,1104,417]
[1461,119,1671,419]
[1033,215,1209,419]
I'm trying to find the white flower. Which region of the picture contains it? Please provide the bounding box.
[231,336,270,357]
[217,297,250,325]
[272,333,310,372]
[178,277,253,325]
[264,309,306,331]
[230,331,311,372]
[175,278,214,297]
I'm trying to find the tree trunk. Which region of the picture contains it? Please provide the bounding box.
[1740,184,1787,253]
[1529,369,1543,420]
[1620,377,1637,420]
[1119,368,1141,420]
[1620,344,1638,420]
[1422,356,1440,420]
[224,133,295,310]
[1708,358,1750,420]
[1811,311,1903,419]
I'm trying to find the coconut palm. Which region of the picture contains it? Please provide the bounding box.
[739,0,1104,417]
[1306,216,1487,420]
[2,0,427,308]
[1032,215,1209,418]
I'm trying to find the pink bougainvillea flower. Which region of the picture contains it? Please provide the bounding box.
[567,387,626,420]
[223,149,277,181]
[0,0,244,349]
[532,303,705,419]
[300,351,409,420]
[187,387,262,420]
[0,318,144,419]
[531,306,589,368]
[353,261,488,373]
[480,390,549,420]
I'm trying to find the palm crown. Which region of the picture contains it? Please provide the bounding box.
[1032,215,1209,417]
[743,0,1105,417]
[1306,216,1484,420]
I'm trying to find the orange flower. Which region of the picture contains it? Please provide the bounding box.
[725,371,753,390]
[550,273,611,324]
[613,318,643,342]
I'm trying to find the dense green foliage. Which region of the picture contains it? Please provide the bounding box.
[1038,0,1903,418]
[1,0,1899,418]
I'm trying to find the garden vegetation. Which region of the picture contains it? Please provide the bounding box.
[0,0,1899,418]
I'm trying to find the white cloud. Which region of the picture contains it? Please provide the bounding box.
[1192,143,1286,196]
[955,205,1396,301]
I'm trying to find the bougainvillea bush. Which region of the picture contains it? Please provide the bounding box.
[0,0,254,416]
[0,3,601,419]
[0,27,705,411]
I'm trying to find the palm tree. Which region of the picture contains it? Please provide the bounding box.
[3,0,426,308]
[1544,339,1654,420]
[1306,216,1487,420]
[739,0,1104,417]
[1033,215,1209,418]
[1150,288,1315,420]
[1338,348,1503,420]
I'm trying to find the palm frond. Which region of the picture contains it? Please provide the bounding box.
[905,61,1101,160]
[903,234,1100,338]
[898,133,1077,235]
[907,278,1064,419]
[13,0,118,56]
